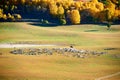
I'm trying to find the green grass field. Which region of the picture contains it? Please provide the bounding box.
[0,22,120,80]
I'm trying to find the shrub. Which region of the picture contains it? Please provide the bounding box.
[43,20,49,24]
[41,19,44,23]
[13,14,22,19]
[2,14,7,20]
[59,19,66,25]
[107,22,111,30]
[7,13,15,21]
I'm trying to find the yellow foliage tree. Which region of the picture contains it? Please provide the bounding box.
[114,10,120,17]
[89,2,96,8]
[91,0,98,3]
[95,2,104,11]
[68,9,80,24]
[0,9,3,19]
[49,3,58,15]
[74,1,82,9]
[21,0,26,4]
[62,0,73,10]
[3,14,7,20]
[57,5,64,15]
[105,0,116,17]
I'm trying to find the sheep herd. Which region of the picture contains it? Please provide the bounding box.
[10,47,107,58]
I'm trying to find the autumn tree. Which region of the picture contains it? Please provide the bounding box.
[92,0,99,3]
[105,0,115,21]
[74,1,83,9]
[0,9,4,21]
[113,9,120,23]
[95,2,104,11]
[62,0,73,10]
[57,5,64,15]
[49,3,58,16]
[0,8,7,21]
[104,9,113,30]
[57,5,65,19]
[67,9,80,24]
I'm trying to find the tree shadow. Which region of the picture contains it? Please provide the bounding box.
[104,48,119,50]
[84,29,99,32]
[28,22,59,27]
[21,19,41,22]
[98,23,107,26]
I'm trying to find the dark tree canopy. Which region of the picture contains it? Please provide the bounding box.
[0,0,120,24]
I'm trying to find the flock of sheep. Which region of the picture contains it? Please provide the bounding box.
[10,46,107,58]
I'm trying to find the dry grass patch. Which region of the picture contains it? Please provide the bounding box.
[0,23,120,80]
[0,48,120,80]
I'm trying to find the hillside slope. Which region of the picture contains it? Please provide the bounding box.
[0,22,120,48]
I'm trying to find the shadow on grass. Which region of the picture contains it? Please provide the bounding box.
[28,22,59,27]
[21,19,41,22]
[104,48,119,50]
[84,29,99,32]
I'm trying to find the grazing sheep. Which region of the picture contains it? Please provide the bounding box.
[91,51,97,55]
[47,49,53,55]
[9,47,108,58]
[37,48,43,55]
[78,50,87,54]
[72,53,77,57]
[58,48,65,54]
[10,50,17,54]
[52,48,58,52]
[28,48,37,55]
[17,49,24,54]
[43,48,48,53]
[76,53,81,58]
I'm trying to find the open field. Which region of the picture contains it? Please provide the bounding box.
[0,22,120,80]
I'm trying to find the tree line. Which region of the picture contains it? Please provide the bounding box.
[0,0,120,24]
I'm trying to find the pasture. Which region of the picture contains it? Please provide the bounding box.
[0,22,120,80]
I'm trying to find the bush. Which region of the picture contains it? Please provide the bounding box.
[3,14,7,20]
[59,19,66,25]
[107,22,111,30]
[12,14,22,19]
[41,19,44,23]
[43,20,49,24]
[7,13,15,21]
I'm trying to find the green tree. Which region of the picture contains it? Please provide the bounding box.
[59,19,66,25]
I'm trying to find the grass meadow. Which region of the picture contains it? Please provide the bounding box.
[0,22,120,80]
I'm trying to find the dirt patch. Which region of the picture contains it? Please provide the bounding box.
[0,44,57,48]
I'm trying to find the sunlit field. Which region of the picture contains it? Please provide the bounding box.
[0,22,120,47]
[0,22,120,80]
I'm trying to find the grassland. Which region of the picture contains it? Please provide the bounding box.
[0,22,120,47]
[0,22,120,80]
